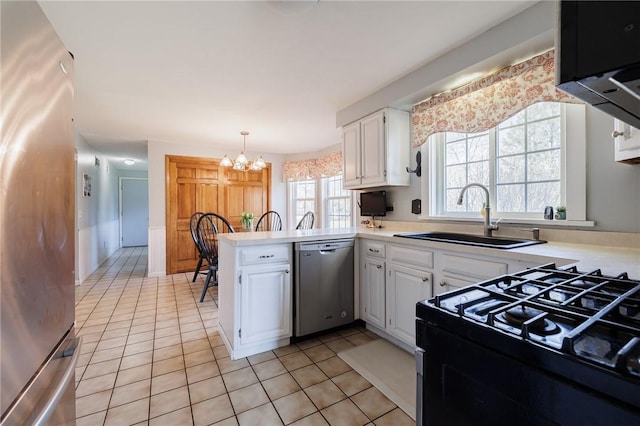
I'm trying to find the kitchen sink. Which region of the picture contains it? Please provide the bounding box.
[393,232,546,249]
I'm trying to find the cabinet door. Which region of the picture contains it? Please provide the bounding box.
[435,273,476,295]
[342,121,361,188]
[239,264,291,346]
[613,119,640,163]
[388,265,432,345]
[363,257,386,329]
[360,110,386,187]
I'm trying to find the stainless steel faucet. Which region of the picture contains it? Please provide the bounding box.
[457,183,499,237]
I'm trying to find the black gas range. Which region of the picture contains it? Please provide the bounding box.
[416,263,640,426]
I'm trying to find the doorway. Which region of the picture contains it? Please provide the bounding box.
[120,177,149,247]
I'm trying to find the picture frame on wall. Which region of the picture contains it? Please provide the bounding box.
[83,173,91,197]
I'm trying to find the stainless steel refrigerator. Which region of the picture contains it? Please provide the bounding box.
[1,1,80,424]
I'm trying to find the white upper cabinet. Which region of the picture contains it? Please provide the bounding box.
[342,108,410,189]
[613,119,640,164]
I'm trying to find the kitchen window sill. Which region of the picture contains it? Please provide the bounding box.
[419,215,596,228]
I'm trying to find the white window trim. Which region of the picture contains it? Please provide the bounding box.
[287,175,355,229]
[419,103,593,227]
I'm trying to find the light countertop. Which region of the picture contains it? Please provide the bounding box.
[219,227,640,279]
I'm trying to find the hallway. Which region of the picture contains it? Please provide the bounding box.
[74,247,415,425]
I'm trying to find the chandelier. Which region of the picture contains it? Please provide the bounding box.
[220,131,266,171]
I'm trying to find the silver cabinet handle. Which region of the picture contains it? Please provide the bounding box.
[285,269,290,274]
[368,248,379,253]
[422,277,430,282]
[376,264,382,269]
[439,280,447,287]
[259,254,275,259]
[612,130,625,138]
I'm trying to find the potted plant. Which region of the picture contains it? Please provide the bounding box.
[555,206,566,220]
[241,212,254,230]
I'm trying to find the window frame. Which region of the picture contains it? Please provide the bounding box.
[421,103,589,225]
[287,174,354,229]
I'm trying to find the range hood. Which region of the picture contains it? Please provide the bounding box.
[556,1,640,128]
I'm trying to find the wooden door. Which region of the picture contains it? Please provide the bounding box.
[166,155,271,274]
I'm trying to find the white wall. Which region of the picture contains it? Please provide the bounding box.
[147,138,286,276]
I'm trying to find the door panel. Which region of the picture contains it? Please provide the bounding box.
[121,178,149,247]
[166,155,271,274]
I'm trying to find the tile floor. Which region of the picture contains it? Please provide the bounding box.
[74,247,415,426]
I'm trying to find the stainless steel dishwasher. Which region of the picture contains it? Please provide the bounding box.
[294,239,354,337]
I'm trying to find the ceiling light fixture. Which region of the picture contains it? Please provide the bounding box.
[123,158,136,166]
[220,131,266,171]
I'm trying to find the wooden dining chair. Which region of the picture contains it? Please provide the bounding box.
[255,210,282,232]
[189,212,207,283]
[295,211,314,230]
[196,212,235,302]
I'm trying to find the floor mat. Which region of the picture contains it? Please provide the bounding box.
[338,338,416,420]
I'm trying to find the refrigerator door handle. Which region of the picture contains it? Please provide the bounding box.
[33,337,81,426]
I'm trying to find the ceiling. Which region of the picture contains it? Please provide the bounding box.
[39,1,536,171]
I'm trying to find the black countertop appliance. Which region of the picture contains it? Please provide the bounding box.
[415,263,640,426]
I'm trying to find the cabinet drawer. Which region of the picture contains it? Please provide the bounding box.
[389,245,433,269]
[363,241,385,258]
[240,245,290,266]
[441,253,507,281]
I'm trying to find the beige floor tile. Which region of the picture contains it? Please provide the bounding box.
[316,356,352,378]
[290,365,328,389]
[76,410,107,426]
[324,338,355,354]
[153,344,183,361]
[110,378,151,407]
[96,336,128,351]
[182,338,211,355]
[120,350,153,370]
[79,331,103,344]
[209,335,224,347]
[152,355,185,376]
[217,356,249,374]
[151,370,187,395]
[212,416,239,426]
[246,350,276,365]
[261,373,301,401]
[188,375,227,404]
[228,382,270,414]
[106,319,132,331]
[338,327,362,338]
[115,363,152,387]
[295,338,323,351]
[252,358,287,381]
[76,373,117,398]
[222,366,259,392]
[82,358,121,380]
[124,340,155,356]
[104,397,150,426]
[155,319,179,330]
[80,341,98,355]
[290,412,330,426]
[317,332,342,344]
[186,360,220,384]
[149,385,190,418]
[76,389,112,418]
[304,380,346,410]
[127,330,155,345]
[332,371,371,397]
[213,344,231,359]
[320,399,369,426]
[182,329,208,342]
[91,346,125,364]
[372,408,415,426]
[130,323,155,335]
[345,333,373,347]
[273,345,300,358]
[132,315,156,326]
[154,334,182,349]
[272,390,317,424]
[101,326,131,340]
[184,347,215,368]
[303,345,335,363]
[192,394,234,426]
[236,403,283,426]
[154,325,180,339]
[180,321,204,333]
[149,406,193,426]
[280,351,313,371]
[351,387,396,420]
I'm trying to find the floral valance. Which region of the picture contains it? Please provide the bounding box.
[282,150,342,182]
[411,49,582,147]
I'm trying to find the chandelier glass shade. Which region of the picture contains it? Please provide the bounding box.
[220,131,266,171]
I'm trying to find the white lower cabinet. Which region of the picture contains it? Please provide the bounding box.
[239,263,291,346]
[387,265,432,345]
[435,253,508,295]
[218,241,292,360]
[362,256,386,329]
